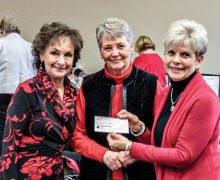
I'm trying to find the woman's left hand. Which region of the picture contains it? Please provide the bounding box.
[107,132,129,151]
[118,151,136,167]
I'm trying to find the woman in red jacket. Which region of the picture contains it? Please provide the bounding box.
[133,36,166,87]
[107,19,220,180]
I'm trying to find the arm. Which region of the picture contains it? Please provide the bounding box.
[131,93,219,168]
[71,88,124,170]
[71,88,108,162]
[116,81,162,145]
[0,83,32,179]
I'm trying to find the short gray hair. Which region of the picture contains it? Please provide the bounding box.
[96,17,133,48]
[0,15,20,34]
[163,19,208,57]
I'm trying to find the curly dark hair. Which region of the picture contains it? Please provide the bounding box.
[32,22,83,70]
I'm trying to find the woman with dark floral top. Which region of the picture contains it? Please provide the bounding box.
[0,22,83,179]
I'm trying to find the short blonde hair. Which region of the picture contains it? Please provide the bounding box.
[135,36,155,53]
[164,19,208,57]
[96,17,133,48]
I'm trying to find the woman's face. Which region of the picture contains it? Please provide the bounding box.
[165,44,203,82]
[100,34,134,76]
[40,36,74,84]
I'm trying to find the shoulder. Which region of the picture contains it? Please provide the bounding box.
[19,36,32,47]
[131,67,158,93]
[16,78,36,93]
[182,73,219,107]
[83,69,103,82]
[135,66,157,80]
[193,73,217,96]
[0,38,5,47]
[195,80,218,103]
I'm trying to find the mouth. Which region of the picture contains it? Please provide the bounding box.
[109,59,121,62]
[170,67,185,72]
[54,66,66,70]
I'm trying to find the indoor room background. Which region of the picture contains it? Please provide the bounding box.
[1,0,220,75]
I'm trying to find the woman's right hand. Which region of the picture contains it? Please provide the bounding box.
[107,132,129,152]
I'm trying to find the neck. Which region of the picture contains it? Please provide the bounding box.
[104,63,132,84]
[171,71,197,91]
[53,79,65,101]
[139,49,155,55]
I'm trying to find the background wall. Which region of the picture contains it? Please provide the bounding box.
[1,0,220,74]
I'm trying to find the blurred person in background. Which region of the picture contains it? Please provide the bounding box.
[0,15,36,155]
[133,35,166,87]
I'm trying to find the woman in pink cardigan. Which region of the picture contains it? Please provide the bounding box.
[107,19,220,180]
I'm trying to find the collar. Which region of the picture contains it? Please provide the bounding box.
[104,63,132,84]
[5,32,21,38]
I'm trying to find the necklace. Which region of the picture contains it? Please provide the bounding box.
[170,88,182,112]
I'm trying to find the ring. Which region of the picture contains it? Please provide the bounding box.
[119,114,122,118]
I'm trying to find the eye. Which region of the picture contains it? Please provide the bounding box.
[166,50,175,56]
[180,52,191,58]
[117,44,125,49]
[103,46,112,51]
[50,51,59,56]
[65,52,73,59]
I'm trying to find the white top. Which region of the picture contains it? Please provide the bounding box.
[0,33,36,93]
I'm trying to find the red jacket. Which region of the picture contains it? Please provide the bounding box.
[133,53,166,87]
[131,73,220,180]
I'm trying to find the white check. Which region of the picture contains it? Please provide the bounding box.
[94,116,129,134]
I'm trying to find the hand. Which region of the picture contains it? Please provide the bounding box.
[118,151,136,167]
[107,132,129,152]
[117,109,142,132]
[103,150,123,171]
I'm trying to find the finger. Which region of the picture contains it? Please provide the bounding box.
[115,160,123,169]
[117,109,128,118]
[111,165,117,171]
[110,147,117,152]
[117,155,128,167]
[109,132,118,139]
[111,162,122,170]
[107,133,112,141]
[122,162,128,168]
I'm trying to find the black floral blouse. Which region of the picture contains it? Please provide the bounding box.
[0,70,76,179]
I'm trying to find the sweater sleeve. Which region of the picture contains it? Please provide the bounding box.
[130,90,219,168]
[70,88,108,163]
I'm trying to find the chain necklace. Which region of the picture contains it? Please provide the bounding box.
[170,88,182,112]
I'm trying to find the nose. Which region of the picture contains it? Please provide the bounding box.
[112,48,119,56]
[173,54,181,63]
[58,55,65,64]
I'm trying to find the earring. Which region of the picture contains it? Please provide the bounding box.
[39,61,43,72]
[68,68,73,75]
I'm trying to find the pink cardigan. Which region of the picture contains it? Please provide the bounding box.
[131,73,220,180]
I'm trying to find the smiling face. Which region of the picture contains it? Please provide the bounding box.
[40,36,74,84]
[165,44,203,82]
[100,34,134,76]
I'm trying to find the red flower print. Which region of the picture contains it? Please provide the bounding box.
[20,156,62,179]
